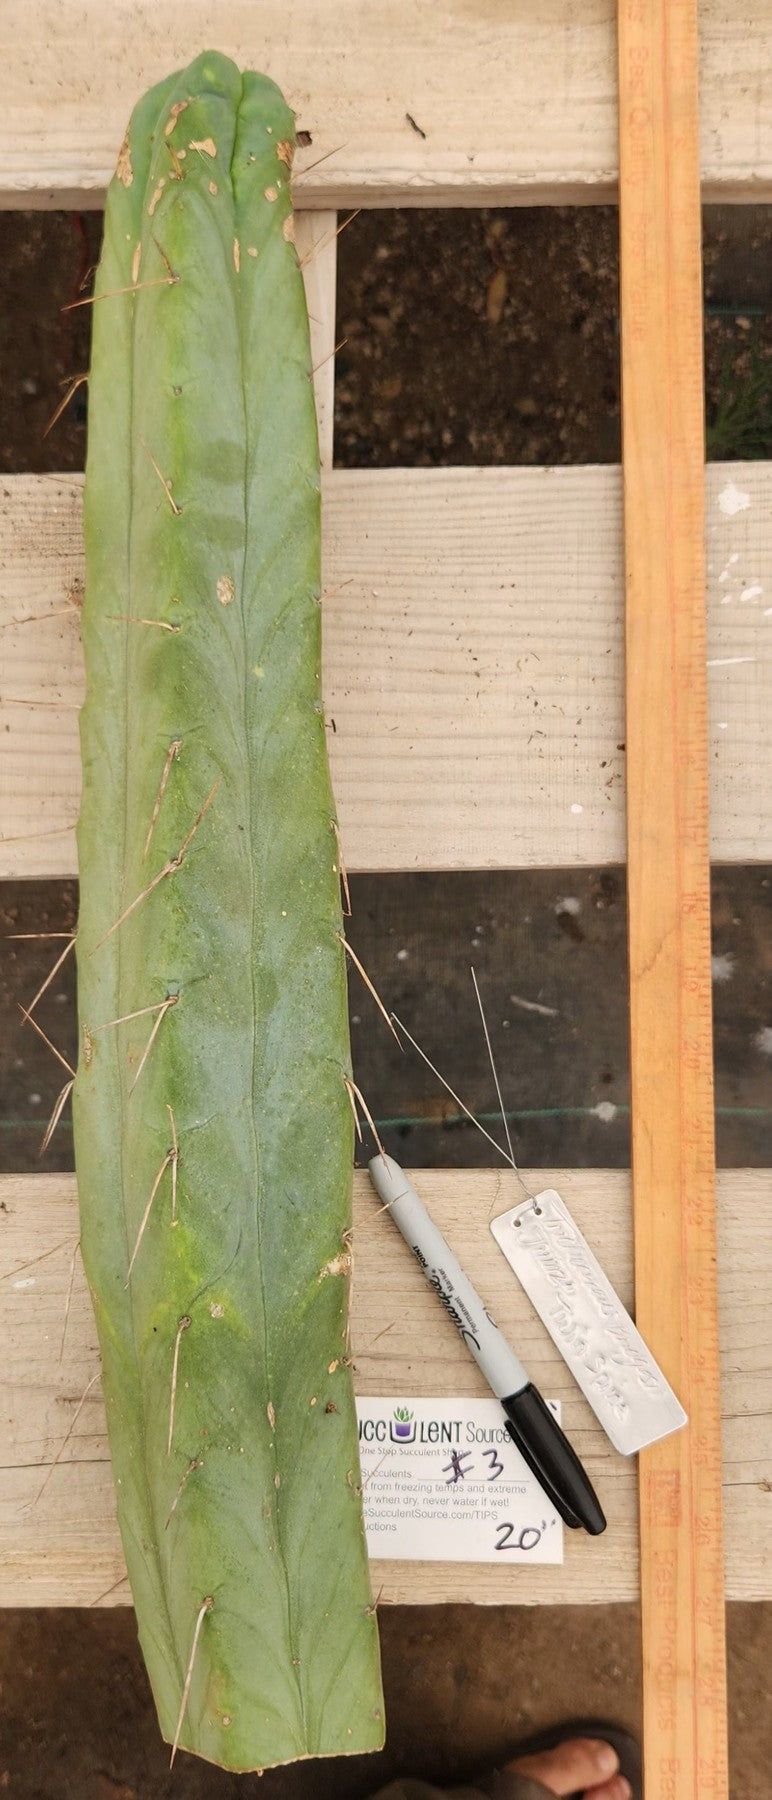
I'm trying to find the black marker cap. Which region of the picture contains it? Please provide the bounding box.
[502,1383,606,1536]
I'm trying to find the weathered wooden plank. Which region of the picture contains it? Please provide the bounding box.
[1,2,771,207]
[1,464,769,876]
[0,1169,769,1608]
[298,212,338,469]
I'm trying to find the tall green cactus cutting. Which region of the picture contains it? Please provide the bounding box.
[73,51,384,1770]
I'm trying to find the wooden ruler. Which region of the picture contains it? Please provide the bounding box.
[617,5,728,1798]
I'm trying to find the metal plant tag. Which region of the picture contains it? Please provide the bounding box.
[490,1189,688,1455]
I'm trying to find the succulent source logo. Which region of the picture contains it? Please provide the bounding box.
[390,1406,416,1444]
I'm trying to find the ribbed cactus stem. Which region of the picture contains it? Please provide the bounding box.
[74,51,383,1771]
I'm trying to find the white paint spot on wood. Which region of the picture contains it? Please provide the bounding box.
[711,953,735,984]
[707,656,756,667]
[555,895,581,916]
[396,948,409,961]
[754,1026,772,1055]
[593,1101,617,1123]
[570,802,584,815]
[718,482,751,516]
[13,1277,36,1290]
[740,585,763,603]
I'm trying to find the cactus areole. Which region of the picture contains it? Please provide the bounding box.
[73,52,384,1771]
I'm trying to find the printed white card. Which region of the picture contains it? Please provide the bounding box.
[491,1189,688,1455]
[355,1396,563,1564]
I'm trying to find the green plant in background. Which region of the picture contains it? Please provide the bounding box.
[706,337,772,460]
[73,51,383,1771]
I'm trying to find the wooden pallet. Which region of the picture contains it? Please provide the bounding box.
[1,1168,770,1609]
[1,10,770,1798]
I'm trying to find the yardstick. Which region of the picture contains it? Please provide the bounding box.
[617,5,728,1799]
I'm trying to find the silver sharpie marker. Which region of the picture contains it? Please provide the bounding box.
[368,1155,605,1536]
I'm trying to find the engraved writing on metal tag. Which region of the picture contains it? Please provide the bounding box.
[490,1190,688,1455]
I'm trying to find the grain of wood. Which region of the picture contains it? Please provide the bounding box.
[1,2,770,206]
[0,1169,768,1609]
[619,4,727,1792]
[1,465,769,877]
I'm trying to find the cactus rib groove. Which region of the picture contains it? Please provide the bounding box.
[74,50,384,1771]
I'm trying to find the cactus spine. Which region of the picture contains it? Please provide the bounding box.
[73,52,383,1770]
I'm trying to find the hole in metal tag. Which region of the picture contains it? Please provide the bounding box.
[490,1189,688,1456]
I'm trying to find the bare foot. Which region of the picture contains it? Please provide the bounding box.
[506,1735,631,1799]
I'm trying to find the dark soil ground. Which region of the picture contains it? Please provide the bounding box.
[3,866,771,1177]
[1,203,770,1799]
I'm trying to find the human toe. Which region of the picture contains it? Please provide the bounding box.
[585,1777,632,1800]
[507,1735,620,1795]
